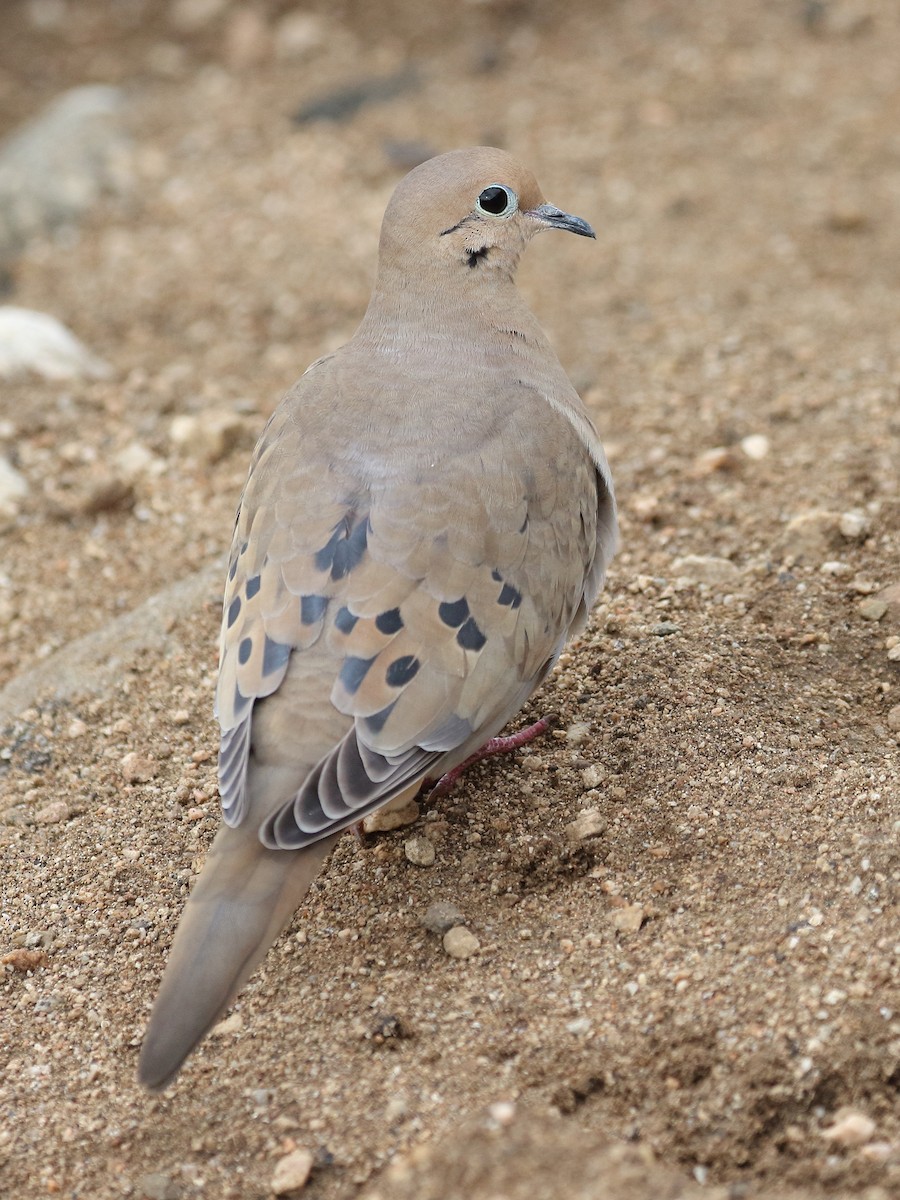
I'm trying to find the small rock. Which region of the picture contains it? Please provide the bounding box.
[0,455,28,515]
[362,797,419,833]
[120,751,157,783]
[651,621,680,637]
[294,66,419,124]
[211,1011,243,1038]
[271,1147,314,1195]
[820,560,852,577]
[821,1110,876,1147]
[135,1172,181,1200]
[0,307,111,381]
[421,902,466,934]
[580,764,606,789]
[565,721,591,746]
[274,10,326,59]
[1,948,48,972]
[610,904,645,934]
[778,510,844,561]
[114,440,165,480]
[443,926,480,960]
[859,598,887,622]
[875,582,900,620]
[839,511,869,539]
[886,705,900,732]
[404,835,435,867]
[740,434,770,460]
[692,446,738,476]
[169,410,248,464]
[34,800,69,825]
[888,645,900,663]
[565,808,608,842]
[671,554,740,585]
[487,1101,516,1126]
[566,1017,593,1036]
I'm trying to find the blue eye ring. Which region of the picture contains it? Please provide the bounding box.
[475,184,518,218]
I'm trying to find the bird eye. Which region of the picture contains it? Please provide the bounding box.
[475,184,518,218]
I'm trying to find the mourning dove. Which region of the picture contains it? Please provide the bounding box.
[138,146,617,1090]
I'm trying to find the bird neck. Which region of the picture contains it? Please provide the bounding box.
[355,257,542,365]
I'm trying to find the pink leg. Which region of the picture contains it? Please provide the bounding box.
[423,713,557,801]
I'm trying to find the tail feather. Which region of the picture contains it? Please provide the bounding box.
[138,823,339,1091]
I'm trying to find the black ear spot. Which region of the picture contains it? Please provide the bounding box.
[467,247,490,269]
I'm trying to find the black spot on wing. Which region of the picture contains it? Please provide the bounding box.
[227,596,241,627]
[438,597,470,628]
[340,655,375,694]
[262,636,291,676]
[385,655,420,688]
[457,616,487,652]
[316,513,370,581]
[375,607,403,635]
[246,574,261,599]
[301,594,327,625]
[228,557,238,582]
[491,568,503,582]
[498,582,522,609]
[238,637,253,665]
[364,702,396,735]
[334,605,358,634]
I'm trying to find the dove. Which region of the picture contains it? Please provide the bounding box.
[138,146,617,1090]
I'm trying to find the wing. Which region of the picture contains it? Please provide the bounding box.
[215,375,613,850]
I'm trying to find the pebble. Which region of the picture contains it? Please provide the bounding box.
[839,511,869,539]
[778,511,843,561]
[421,902,466,934]
[610,904,645,934]
[120,751,157,783]
[692,446,737,475]
[0,306,111,381]
[274,11,326,60]
[888,646,900,663]
[0,455,28,515]
[580,764,606,790]
[740,433,770,460]
[169,410,248,463]
[404,835,435,867]
[114,440,164,480]
[858,598,887,622]
[875,581,900,619]
[821,1110,876,1146]
[565,808,608,842]
[565,721,591,745]
[362,797,419,833]
[820,561,852,577]
[886,706,900,733]
[210,1011,243,1037]
[1,948,47,972]
[34,800,69,825]
[442,926,480,959]
[271,1148,314,1196]
[135,1173,180,1200]
[651,621,680,637]
[671,554,740,586]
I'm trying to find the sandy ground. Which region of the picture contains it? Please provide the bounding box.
[1,2,898,1197]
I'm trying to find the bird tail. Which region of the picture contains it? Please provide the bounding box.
[137,822,339,1091]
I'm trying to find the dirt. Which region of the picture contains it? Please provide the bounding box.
[0,1,898,1198]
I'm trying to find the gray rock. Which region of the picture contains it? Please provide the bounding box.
[0,455,28,515]
[0,85,132,266]
[421,902,466,934]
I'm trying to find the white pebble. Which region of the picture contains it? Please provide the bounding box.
[565,808,608,842]
[580,764,606,790]
[610,904,645,934]
[362,798,419,833]
[404,835,435,867]
[0,456,28,516]
[740,434,770,460]
[0,306,111,381]
[839,511,869,539]
[442,926,480,959]
[821,1110,876,1147]
[271,1147,313,1195]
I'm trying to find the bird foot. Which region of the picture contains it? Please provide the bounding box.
[422,712,558,801]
